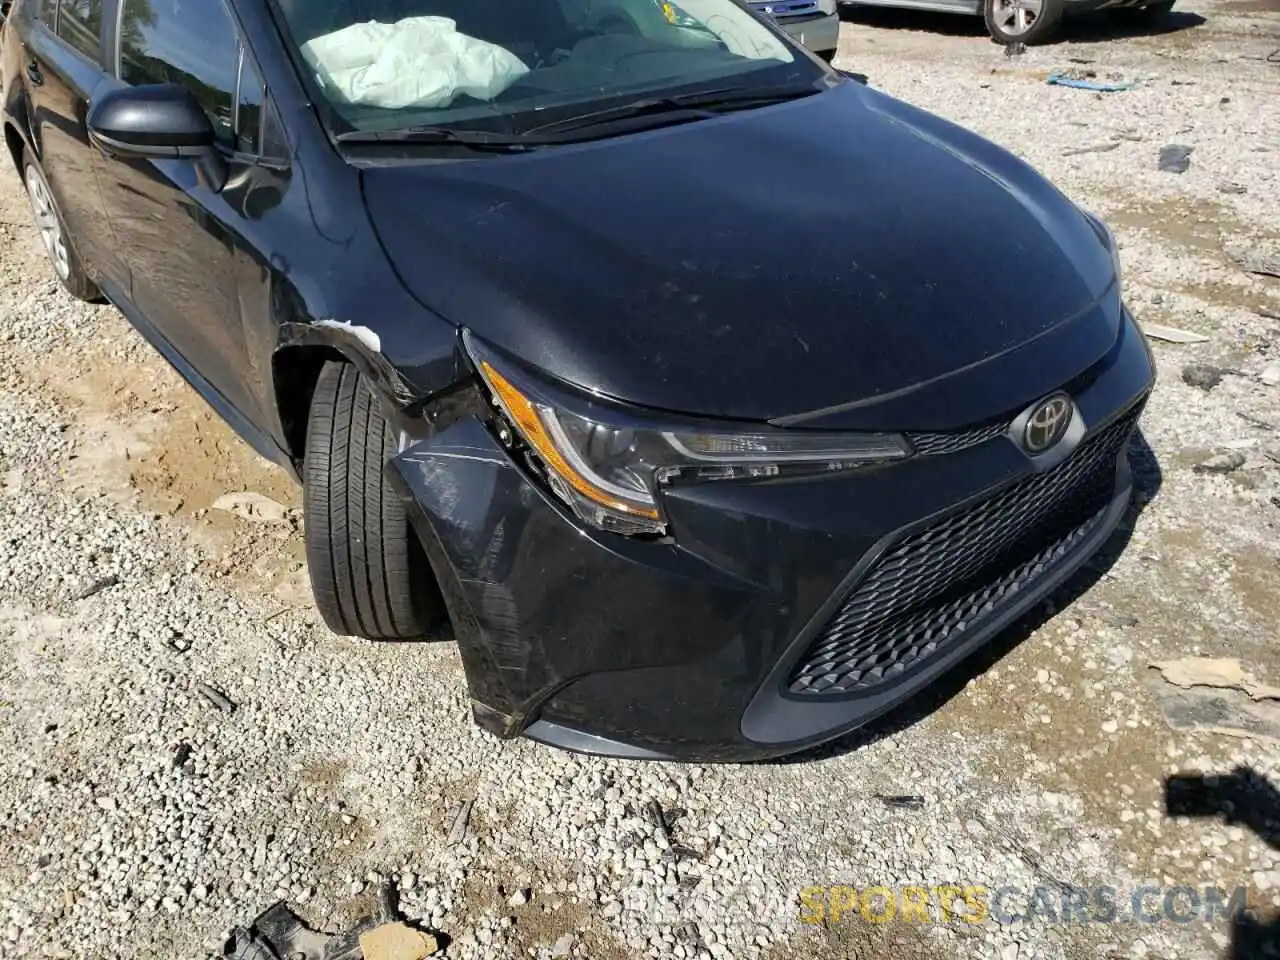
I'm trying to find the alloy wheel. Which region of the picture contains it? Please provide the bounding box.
[24,165,71,281]
[993,0,1044,35]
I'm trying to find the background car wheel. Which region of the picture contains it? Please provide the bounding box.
[983,0,1063,44]
[1110,0,1175,21]
[303,360,443,640]
[22,148,101,302]
[816,49,837,63]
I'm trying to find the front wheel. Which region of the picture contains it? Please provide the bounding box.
[22,148,101,301]
[983,0,1063,44]
[302,360,443,640]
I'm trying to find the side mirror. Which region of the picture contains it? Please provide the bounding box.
[88,83,215,157]
[88,83,227,190]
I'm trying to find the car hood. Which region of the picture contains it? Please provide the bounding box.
[361,81,1120,430]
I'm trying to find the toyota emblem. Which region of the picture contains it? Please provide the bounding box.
[1022,394,1073,454]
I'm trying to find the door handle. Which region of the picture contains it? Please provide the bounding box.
[25,60,43,86]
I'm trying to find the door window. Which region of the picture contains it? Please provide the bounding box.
[118,0,241,148]
[54,0,103,61]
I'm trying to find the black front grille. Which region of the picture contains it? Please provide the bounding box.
[788,406,1142,697]
[907,421,1012,457]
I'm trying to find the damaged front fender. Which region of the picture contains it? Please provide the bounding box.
[384,414,762,741]
[277,319,421,409]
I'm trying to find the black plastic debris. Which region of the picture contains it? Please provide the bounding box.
[224,881,441,960]
[1158,144,1193,173]
[224,901,338,960]
[675,922,706,950]
[644,800,671,842]
[1181,363,1228,391]
[196,682,236,715]
[73,574,119,601]
[876,794,926,810]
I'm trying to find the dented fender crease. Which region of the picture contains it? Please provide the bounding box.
[277,319,418,407]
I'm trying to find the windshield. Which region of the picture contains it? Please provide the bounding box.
[269,0,820,137]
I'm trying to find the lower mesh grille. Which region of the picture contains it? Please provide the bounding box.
[788,406,1142,697]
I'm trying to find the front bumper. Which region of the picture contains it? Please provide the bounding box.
[388,310,1155,762]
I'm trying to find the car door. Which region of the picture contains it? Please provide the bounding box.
[21,0,125,289]
[95,0,272,428]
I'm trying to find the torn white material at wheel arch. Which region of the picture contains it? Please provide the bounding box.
[316,319,383,353]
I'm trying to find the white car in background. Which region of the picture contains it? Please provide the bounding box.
[838,0,1176,45]
[587,0,840,61]
[745,0,840,61]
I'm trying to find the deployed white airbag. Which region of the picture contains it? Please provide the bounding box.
[300,16,530,110]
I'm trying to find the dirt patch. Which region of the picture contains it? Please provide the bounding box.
[1226,546,1280,671]
[133,406,296,517]
[29,351,297,518]
[1221,0,1280,13]
[774,912,948,960]
[468,880,629,960]
[1106,196,1279,261]
[1169,277,1280,318]
[933,546,1274,895]
[299,758,349,792]
[1231,547,1280,625]
[938,611,1179,875]
[20,344,308,597]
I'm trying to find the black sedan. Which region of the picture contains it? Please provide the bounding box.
[1,0,1154,761]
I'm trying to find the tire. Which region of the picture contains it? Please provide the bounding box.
[22,148,101,302]
[983,0,1063,44]
[1111,0,1175,20]
[816,48,837,63]
[303,360,442,640]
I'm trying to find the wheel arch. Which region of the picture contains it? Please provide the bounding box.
[272,321,421,466]
[3,72,35,172]
[3,116,27,173]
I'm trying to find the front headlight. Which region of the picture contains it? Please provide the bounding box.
[465,332,909,536]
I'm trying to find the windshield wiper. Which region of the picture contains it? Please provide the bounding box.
[335,82,824,148]
[524,83,822,136]
[334,126,547,151]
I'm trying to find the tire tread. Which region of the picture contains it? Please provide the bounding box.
[303,361,440,640]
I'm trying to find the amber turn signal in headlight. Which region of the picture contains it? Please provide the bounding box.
[466,331,909,537]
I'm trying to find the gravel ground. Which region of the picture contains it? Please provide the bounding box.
[2,4,1280,959]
